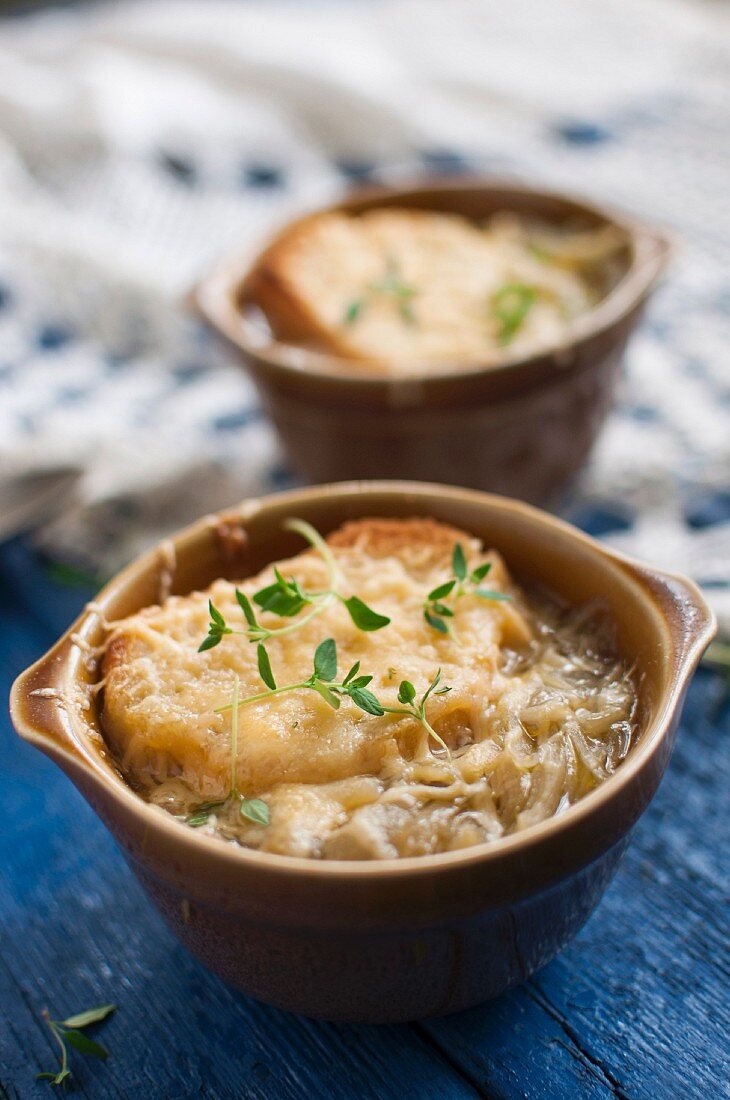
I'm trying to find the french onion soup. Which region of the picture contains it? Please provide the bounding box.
[246,208,628,374]
[101,518,637,860]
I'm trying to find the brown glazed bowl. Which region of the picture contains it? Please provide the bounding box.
[10,482,714,1023]
[193,180,671,503]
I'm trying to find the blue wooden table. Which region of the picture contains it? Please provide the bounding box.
[1,534,728,1099]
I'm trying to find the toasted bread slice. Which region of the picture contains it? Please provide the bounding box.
[247,208,597,371]
[248,209,505,368]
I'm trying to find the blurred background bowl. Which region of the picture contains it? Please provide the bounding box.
[193,180,671,504]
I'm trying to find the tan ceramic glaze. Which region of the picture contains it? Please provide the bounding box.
[10,483,713,1022]
[193,181,671,503]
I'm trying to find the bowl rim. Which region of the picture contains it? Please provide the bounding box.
[10,480,714,882]
[193,176,674,388]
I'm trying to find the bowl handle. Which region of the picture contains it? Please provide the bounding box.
[9,634,86,765]
[628,562,716,681]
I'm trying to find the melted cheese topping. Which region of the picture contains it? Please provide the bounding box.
[102,519,636,860]
[251,209,627,374]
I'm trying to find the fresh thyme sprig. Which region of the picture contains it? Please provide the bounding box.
[214,639,381,716]
[389,670,453,755]
[423,542,512,635]
[491,283,536,345]
[37,1003,116,1089]
[198,518,390,653]
[215,639,453,755]
[343,257,418,327]
[187,674,270,829]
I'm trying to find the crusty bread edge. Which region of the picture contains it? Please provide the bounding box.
[326,517,473,556]
[245,215,370,359]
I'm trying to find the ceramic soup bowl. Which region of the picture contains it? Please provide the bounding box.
[10,482,713,1022]
[193,181,671,504]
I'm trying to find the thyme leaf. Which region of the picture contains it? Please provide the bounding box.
[382,670,452,756]
[343,298,364,325]
[349,686,384,716]
[187,810,213,827]
[313,637,337,682]
[342,595,391,632]
[198,598,233,651]
[452,542,467,582]
[427,579,457,602]
[62,1030,108,1061]
[37,1004,116,1089]
[257,643,277,690]
[423,543,512,634]
[60,1005,116,1029]
[214,640,451,754]
[491,283,537,345]
[342,258,419,327]
[397,680,416,705]
[236,588,258,627]
[240,798,270,826]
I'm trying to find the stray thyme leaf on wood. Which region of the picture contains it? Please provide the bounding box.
[423,543,512,635]
[37,1003,116,1089]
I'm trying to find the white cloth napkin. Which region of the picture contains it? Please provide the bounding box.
[0,0,728,632]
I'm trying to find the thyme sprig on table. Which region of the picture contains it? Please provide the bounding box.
[199,519,390,654]
[37,1003,116,1089]
[214,639,453,756]
[343,257,418,327]
[423,542,512,635]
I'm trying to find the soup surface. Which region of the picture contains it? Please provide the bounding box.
[102,518,637,859]
[247,208,627,374]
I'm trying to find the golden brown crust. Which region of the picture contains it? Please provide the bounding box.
[245,259,325,346]
[327,517,472,565]
[246,214,354,352]
[103,633,126,675]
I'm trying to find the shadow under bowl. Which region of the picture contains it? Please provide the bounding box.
[10,482,713,1022]
[193,180,672,504]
